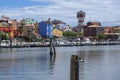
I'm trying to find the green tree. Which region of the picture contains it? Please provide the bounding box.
[4,33,10,40]
[0,31,3,39]
[78,31,84,36]
[63,31,76,38]
[0,31,10,40]
[97,33,105,40]
[27,30,32,42]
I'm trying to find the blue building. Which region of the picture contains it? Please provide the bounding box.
[39,21,53,38]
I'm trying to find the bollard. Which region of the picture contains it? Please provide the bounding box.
[70,55,79,80]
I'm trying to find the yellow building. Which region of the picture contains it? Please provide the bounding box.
[53,28,63,37]
[0,20,9,27]
[113,27,120,33]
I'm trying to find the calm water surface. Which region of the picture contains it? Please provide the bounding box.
[0,45,120,80]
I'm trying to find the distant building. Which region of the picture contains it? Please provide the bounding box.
[39,21,53,38]
[104,26,120,40]
[52,19,72,32]
[83,22,104,37]
[77,10,85,32]
[53,27,63,37]
[10,19,18,31]
[19,18,40,38]
[112,26,120,33]
[0,17,14,38]
[83,26,96,37]
[21,18,35,24]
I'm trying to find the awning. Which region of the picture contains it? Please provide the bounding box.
[0,27,13,32]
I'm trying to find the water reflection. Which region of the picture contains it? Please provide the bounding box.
[49,55,56,74]
[0,46,120,80]
[77,46,120,80]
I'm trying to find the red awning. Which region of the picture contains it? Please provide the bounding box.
[0,27,13,32]
[0,28,4,31]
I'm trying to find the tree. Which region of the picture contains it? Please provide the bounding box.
[78,31,84,36]
[0,31,3,39]
[97,33,105,40]
[63,31,76,38]
[5,33,10,40]
[27,30,32,41]
[0,31,10,40]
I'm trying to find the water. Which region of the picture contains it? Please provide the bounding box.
[0,45,120,80]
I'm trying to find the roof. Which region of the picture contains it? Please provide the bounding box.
[0,20,8,22]
[53,27,62,31]
[88,25,102,27]
[52,20,64,24]
[87,22,101,26]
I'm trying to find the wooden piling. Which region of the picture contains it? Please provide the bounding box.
[70,55,79,80]
[49,38,53,55]
[53,44,56,55]
[10,38,12,48]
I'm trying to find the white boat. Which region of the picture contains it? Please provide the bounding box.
[0,40,10,47]
[81,38,91,45]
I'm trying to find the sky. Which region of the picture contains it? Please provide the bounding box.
[0,0,120,26]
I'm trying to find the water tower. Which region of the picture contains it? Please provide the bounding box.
[77,10,85,32]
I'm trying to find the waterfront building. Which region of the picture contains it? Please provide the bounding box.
[52,19,72,32]
[21,18,35,24]
[53,27,63,37]
[10,19,18,31]
[0,19,14,38]
[39,21,53,38]
[19,18,40,38]
[112,26,120,33]
[104,26,120,40]
[83,22,104,37]
[61,25,72,32]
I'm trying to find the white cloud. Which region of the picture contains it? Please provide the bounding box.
[0,0,120,26]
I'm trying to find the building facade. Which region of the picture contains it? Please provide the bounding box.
[53,27,63,37]
[19,18,40,38]
[21,18,35,24]
[84,22,104,37]
[39,21,53,38]
[0,19,14,38]
[77,10,85,32]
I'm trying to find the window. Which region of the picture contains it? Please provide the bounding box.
[2,22,7,27]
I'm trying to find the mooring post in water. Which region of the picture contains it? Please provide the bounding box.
[10,38,12,48]
[0,39,1,49]
[70,55,79,80]
[53,43,56,55]
[50,38,53,55]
